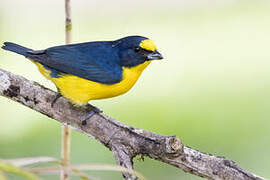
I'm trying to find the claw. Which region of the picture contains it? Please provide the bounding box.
[81,105,102,125]
[87,104,103,113]
[51,92,62,107]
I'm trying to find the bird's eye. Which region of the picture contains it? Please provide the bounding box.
[134,47,140,52]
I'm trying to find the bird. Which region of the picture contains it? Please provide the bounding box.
[2,36,163,123]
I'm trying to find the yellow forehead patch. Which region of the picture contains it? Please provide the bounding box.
[139,39,157,52]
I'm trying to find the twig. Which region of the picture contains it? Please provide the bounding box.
[27,164,147,180]
[1,157,60,167]
[65,0,72,44]
[0,68,266,180]
[61,0,72,180]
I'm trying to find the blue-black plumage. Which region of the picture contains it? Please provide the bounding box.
[2,36,163,105]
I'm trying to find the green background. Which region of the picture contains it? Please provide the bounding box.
[0,0,269,179]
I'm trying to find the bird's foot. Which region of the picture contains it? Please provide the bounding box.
[81,104,103,125]
[51,92,62,107]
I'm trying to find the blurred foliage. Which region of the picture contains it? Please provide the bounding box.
[0,161,39,180]
[0,157,147,180]
[0,0,270,179]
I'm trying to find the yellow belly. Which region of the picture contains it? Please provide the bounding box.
[33,61,151,106]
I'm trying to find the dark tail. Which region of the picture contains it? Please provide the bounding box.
[2,42,33,57]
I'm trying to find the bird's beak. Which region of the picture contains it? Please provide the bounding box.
[147,50,163,60]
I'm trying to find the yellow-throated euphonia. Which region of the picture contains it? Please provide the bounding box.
[2,36,163,119]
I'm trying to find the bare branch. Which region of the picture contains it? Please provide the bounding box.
[62,0,72,179]
[0,68,266,180]
[111,143,137,180]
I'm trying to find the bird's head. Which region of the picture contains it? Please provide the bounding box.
[113,36,163,68]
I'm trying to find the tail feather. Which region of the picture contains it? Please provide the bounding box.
[2,42,32,57]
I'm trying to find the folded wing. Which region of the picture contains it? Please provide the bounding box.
[28,42,122,85]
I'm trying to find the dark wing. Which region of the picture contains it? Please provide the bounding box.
[28,42,122,85]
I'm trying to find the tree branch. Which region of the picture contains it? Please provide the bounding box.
[0,68,266,180]
[62,0,72,179]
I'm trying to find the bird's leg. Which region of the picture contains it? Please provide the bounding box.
[81,104,103,125]
[51,89,62,107]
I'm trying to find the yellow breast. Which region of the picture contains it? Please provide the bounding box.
[33,61,151,106]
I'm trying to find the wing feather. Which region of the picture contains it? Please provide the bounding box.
[29,42,122,84]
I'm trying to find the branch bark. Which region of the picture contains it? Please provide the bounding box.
[0,68,266,180]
